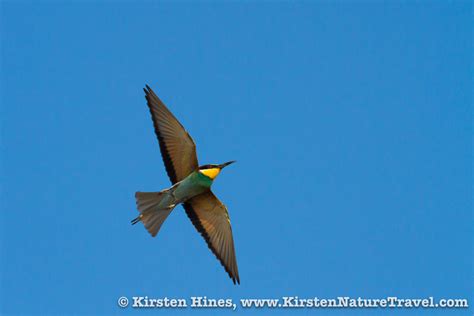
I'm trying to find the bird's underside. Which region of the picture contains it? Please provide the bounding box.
[133,85,240,284]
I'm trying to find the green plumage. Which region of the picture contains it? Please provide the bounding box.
[171,171,213,202]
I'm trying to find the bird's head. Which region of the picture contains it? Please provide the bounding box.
[198,161,236,180]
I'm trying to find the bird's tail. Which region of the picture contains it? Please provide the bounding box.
[132,191,176,237]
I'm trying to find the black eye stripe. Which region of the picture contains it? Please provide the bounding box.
[199,164,218,170]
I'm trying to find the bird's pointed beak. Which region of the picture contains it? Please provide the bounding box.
[219,160,236,169]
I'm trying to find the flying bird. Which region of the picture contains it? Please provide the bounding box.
[132,85,240,284]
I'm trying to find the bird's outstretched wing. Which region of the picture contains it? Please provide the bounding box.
[183,191,240,284]
[143,85,199,184]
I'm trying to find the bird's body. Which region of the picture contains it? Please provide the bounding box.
[133,169,216,214]
[172,169,216,200]
[132,85,240,284]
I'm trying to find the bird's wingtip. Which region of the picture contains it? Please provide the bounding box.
[232,276,240,285]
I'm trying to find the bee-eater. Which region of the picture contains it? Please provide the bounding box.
[132,85,240,284]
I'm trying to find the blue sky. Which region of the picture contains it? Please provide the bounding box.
[1,1,472,315]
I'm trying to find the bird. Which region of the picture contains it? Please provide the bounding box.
[132,85,240,284]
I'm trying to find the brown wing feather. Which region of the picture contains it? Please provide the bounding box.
[143,85,198,184]
[183,191,240,284]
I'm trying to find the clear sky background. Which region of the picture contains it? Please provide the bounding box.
[1,2,472,315]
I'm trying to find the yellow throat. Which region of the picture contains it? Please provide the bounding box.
[199,168,221,180]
